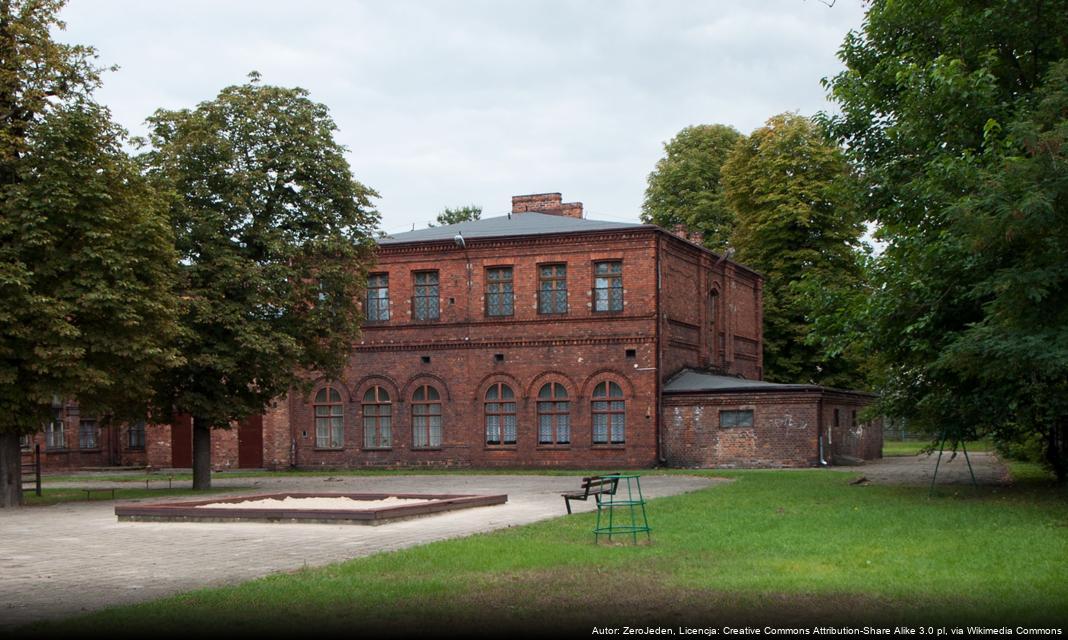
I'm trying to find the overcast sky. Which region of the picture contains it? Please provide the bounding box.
[61,0,867,235]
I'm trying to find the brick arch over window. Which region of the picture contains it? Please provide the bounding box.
[474,372,523,407]
[578,369,634,399]
[523,371,577,400]
[302,378,355,404]
[401,373,452,403]
[352,374,401,404]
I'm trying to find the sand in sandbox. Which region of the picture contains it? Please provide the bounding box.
[194,496,434,511]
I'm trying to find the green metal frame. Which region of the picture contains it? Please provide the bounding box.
[593,474,651,544]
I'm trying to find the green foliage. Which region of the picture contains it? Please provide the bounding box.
[0,0,178,434]
[431,204,481,227]
[641,124,742,250]
[721,113,867,386]
[140,75,379,431]
[822,0,1068,479]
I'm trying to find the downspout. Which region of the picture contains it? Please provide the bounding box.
[817,393,828,466]
[655,233,665,464]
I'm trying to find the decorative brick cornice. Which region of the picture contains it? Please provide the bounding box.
[352,335,656,353]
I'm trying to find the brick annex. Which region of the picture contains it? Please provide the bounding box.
[22,193,881,472]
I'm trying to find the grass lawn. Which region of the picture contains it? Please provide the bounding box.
[883,439,994,457]
[23,465,1068,635]
[23,486,243,506]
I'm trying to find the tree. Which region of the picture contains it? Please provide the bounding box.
[822,0,1068,479]
[721,113,867,387]
[141,75,379,489]
[431,204,480,227]
[0,0,179,507]
[641,124,742,250]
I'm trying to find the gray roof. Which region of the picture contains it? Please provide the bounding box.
[378,212,646,245]
[663,368,875,397]
[663,369,814,394]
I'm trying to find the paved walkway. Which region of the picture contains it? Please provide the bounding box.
[0,474,717,628]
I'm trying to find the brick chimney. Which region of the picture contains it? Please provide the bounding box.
[511,192,583,218]
[671,224,704,245]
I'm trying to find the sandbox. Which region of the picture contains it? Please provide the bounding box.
[114,492,508,525]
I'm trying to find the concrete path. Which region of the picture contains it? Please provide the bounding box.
[0,474,716,628]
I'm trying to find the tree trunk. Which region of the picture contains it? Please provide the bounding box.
[192,416,212,490]
[0,431,24,508]
[1048,418,1067,485]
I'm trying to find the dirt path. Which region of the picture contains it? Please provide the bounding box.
[857,451,1011,486]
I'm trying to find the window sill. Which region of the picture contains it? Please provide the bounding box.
[591,444,626,449]
[536,444,571,450]
[79,448,102,452]
[484,445,517,451]
[410,447,443,452]
[361,447,393,452]
[126,446,146,451]
[313,447,345,452]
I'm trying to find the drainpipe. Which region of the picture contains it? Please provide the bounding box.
[655,235,666,464]
[817,394,828,466]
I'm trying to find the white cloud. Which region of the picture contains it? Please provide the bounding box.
[60,0,867,231]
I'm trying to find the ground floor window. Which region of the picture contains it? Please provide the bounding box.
[537,382,570,445]
[592,381,625,444]
[19,434,31,450]
[45,420,65,449]
[412,385,442,448]
[719,409,754,428]
[79,419,98,449]
[485,383,517,445]
[128,421,146,449]
[362,386,392,449]
[314,386,344,449]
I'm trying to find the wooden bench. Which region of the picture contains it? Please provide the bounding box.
[83,488,117,501]
[562,475,619,514]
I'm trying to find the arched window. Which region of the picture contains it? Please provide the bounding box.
[485,383,517,445]
[314,387,344,449]
[412,385,442,448]
[709,289,720,366]
[362,386,392,449]
[592,381,625,445]
[537,383,570,445]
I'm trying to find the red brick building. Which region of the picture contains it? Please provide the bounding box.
[21,192,880,472]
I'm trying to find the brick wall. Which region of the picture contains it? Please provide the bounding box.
[662,391,822,468]
[823,394,883,462]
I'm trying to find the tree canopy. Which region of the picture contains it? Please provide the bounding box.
[641,124,742,251]
[0,0,179,507]
[822,0,1068,479]
[721,113,866,386]
[141,75,379,488]
[432,204,481,227]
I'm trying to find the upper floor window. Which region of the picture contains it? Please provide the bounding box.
[128,420,146,450]
[366,274,390,322]
[538,265,567,314]
[413,271,440,321]
[412,385,442,448]
[592,381,625,444]
[45,420,66,450]
[362,386,392,449]
[485,383,517,445]
[485,267,514,317]
[314,387,344,449]
[537,382,570,445]
[79,419,98,449]
[594,261,623,312]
